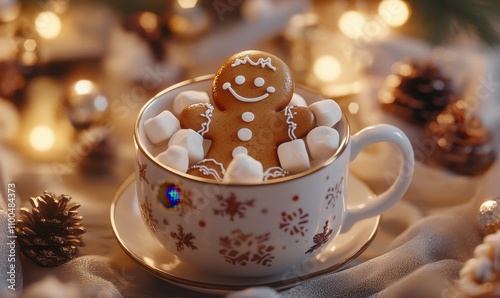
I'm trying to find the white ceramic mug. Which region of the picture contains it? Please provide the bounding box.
[134,76,414,277]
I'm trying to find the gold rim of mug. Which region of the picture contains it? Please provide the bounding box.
[134,75,351,186]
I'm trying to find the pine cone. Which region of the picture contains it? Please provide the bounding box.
[427,100,496,176]
[379,60,454,124]
[15,191,86,267]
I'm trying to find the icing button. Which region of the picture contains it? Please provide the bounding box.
[242,112,255,122]
[232,146,248,158]
[237,128,252,141]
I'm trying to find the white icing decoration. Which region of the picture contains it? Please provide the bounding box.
[235,75,245,85]
[267,86,275,93]
[284,106,298,140]
[231,56,276,71]
[191,158,225,181]
[197,103,214,136]
[242,112,254,122]
[254,77,264,87]
[263,167,288,181]
[222,82,270,103]
[237,128,252,141]
[232,146,248,157]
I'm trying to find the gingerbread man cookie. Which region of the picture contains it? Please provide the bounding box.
[180,50,316,181]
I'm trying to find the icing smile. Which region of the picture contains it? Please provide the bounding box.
[223,82,275,103]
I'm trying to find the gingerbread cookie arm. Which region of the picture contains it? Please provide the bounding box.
[277,106,316,141]
[179,103,215,138]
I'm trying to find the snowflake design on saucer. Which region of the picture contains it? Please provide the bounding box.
[140,197,158,234]
[138,161,149,184]
[305,220,333,254]
[170,224,198,252]
[279,208,309,237]
[219,229,275,267]
[213,193,255,221]
[326,176,343,209]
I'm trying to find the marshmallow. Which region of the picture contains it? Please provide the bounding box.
[156,145,189,173]
[223,154,264,184]
[144,110,180,144]
[168,129,205,165]
[289,93,307,107]
[173,91,210,116]
[308,100,342,127]
[306,126,340,160]
[277,139,310,174]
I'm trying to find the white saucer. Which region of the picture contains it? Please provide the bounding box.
[110,175,380,295]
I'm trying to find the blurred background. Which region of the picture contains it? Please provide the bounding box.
[2,0,499,168]
[3,1,500,296]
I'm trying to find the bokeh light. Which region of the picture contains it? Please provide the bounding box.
[313,55,342,83]
[348,102,360,115]
[29,125,55,152]
[378,0,411,27]
[138,12,158,33]
[93,95,108,112]
[177,0,198,9]
[338,10,366,39]
[74,80,95,95]
[35,12,62,39]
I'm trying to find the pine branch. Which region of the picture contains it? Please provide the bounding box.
[407,0,500,46]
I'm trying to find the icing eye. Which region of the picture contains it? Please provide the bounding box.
[254,77,265,87]
[235,75,245,85]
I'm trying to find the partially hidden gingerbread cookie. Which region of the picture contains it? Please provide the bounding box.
[179,50,316,181]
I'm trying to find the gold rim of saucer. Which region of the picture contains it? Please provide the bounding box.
[110,174,381,292]
[134,75,351,186]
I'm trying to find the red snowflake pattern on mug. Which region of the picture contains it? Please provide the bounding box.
[219,230,275,267]
[138,161,149,184]
[170,224,198,252]
[305,220,333,254]
[279,208,309,237]
[325,176,343,209]
[140,197,158,234]
[213,193,255,221]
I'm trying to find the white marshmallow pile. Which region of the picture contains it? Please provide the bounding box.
[276,99,342,174]
[143,92,343,183]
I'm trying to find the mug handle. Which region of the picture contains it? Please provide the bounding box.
[341,124,414,232]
